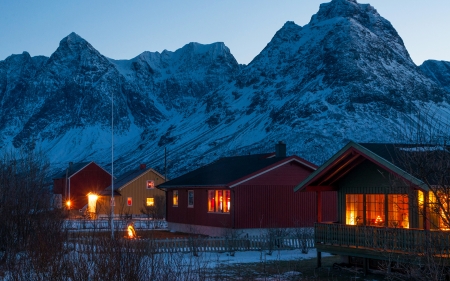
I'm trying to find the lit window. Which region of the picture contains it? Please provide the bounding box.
[366,194,385,226]
[208,190,231,213]
[346,194,363,225]
[127,197,132,206]
[188,190,194,208]
[146,180,155,189]
[388,194,409,228]
[146,197,154,206]
[429,191,450,229]
[173,190,178,207]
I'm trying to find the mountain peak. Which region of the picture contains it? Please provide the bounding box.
[310,0,379,25]
[53,32,99,59]
[62,32,86,44]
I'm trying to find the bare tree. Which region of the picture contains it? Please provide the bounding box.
[140,195,165,219]
[0,150,67,275]
[381,109,450,280]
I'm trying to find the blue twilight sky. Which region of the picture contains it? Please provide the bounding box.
[1,0,449,65]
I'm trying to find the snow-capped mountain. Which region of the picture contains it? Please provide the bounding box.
[1,0,450,177]
[420,60,450,93]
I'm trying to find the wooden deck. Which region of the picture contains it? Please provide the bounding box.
[315,223,450,263]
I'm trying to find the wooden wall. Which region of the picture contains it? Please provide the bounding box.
[336,160,420,228]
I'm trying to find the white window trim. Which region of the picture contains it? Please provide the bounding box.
[188,190,194,208]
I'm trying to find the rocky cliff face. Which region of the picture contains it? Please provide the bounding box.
[0,0,449,177]
[420,60,450,93]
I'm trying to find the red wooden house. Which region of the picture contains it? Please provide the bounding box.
[158,142,337,236]
[53,161,112,214]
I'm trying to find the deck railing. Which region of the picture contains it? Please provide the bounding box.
[315,222,450,255]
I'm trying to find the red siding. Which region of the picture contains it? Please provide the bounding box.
[53,178,66,195]
[234,186,337,228]
[322,191,337,222]
[166,189,232,228]
[166,160,337,229]
[53,163,111,210]
[242,161,314,186]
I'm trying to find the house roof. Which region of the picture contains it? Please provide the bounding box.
[294,141,436,193]
[102,167,165,194]
[158,153,317,189]
[52,161,112,180]
[51,162,92,179]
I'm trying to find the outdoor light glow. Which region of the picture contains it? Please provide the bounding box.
[87,193,99,213]
[66,200,71,207]
[127,225,136,239]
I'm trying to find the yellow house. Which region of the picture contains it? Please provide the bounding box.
[98,164,166,218]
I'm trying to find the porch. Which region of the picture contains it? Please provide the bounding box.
[315,222,450,263]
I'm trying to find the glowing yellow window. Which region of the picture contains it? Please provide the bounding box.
[173,190,178,207]
[146,197,154,206]
[346,194,363,225]
[388,194,409,228]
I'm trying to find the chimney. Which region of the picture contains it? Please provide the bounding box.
[139,163,146,170]
[275,141,286,157]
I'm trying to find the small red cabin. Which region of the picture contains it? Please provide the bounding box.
[53,161,112,212]
[158,142,337,236]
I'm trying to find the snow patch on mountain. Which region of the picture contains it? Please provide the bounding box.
[1,0,450,178]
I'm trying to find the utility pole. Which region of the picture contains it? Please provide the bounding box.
[165,147,167,180]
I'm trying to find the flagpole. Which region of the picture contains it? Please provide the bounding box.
[111,90,114,238]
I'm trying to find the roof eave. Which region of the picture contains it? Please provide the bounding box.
[294,141,429,193]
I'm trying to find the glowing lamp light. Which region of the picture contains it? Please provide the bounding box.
[87,193,99,213]
[127,225,136,239]
[375,215,383,224]
[66,200,71,208]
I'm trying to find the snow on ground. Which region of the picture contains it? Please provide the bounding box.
[196,248,329,267]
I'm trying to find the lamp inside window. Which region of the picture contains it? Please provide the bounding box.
[208,190,230,213]
[146,197,154,206]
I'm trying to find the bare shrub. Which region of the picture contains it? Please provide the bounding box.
[223,228,244,256]
[0,150,67,278]
[263,228,289,255]
[291,227,314,254]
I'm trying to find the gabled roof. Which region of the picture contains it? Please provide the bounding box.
[158,153,317,189]
[103,168,165,192]
[52,162,92,179]
[294,141,431,193]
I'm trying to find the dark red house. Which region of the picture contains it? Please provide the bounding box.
[53,161,112,213]
[158,142,337,236]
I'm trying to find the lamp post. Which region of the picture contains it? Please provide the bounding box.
[111,90,114,239]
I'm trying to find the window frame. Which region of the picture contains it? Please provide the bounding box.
[146,180,155,189]
[173,190,179,207]
[188,190,194,208]
[208,189,231,213]
[146,197,155,207]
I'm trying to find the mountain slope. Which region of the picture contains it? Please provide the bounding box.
[1,0,449,177]
[420,60,450,93]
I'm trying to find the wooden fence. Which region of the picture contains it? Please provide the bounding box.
[63,219,167,230]
[149,235,314,253]
[72,235,315,254]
